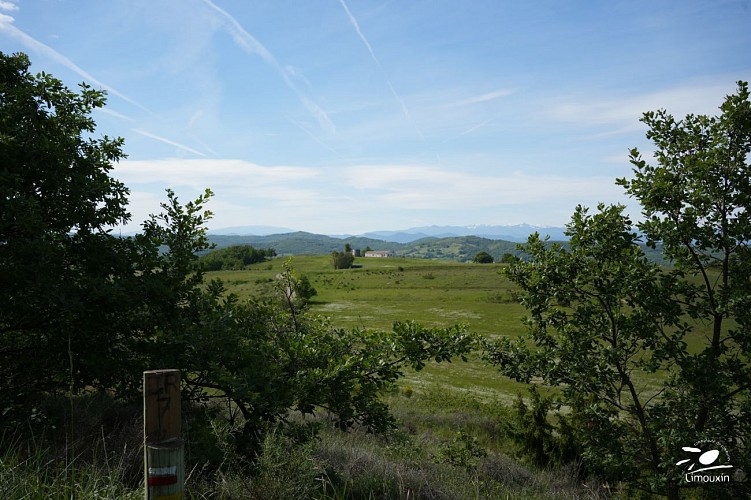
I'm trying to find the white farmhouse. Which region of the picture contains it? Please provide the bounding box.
[364,250,394,258]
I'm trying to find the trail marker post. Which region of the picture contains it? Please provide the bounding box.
[143,369,184,499]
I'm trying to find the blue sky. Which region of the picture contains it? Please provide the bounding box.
[2,0,750,234]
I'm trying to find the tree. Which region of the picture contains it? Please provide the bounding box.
[295,274,317,303]
[618,81,751,437]
[136,204,477,451]
[488,82,751,498]
[332,248,355,269]
[473,251,494,263]
[0,52,135,419]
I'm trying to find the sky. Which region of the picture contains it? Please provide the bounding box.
[2,0,750,234]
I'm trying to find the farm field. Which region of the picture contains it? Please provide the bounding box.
[202,253,724,498]
[210,255,534,403]
[205,255,603,496]
[211,254,698,407]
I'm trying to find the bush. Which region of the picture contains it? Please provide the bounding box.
[473,252,494,263]
[331,250,354,269]
[503,388,580,468]
[434,431,487,471]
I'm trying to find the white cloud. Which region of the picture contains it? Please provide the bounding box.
[548,78,751,130]
[342,164,623,210]
[114,158,319,191]
[289,119,343,158]
[111,158,634,233]
[338,0,419,136]
[449,88,516,107]
[0,1,18,12]
[120,190,165,230]
[97,107,133,121]
[459,118,493,136]
[113,158,329,231]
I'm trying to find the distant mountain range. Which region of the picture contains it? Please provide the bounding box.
[203,225,670,265]
[209,224,567,243]
[208,225,296,236]
[204,232,525,263]
[359,224,567,243]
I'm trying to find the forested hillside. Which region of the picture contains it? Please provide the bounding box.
[206,232,670,265]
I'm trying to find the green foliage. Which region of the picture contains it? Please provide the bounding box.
[175,286,476,445]
[134,208,477,453]
[0,51,137,420]
[331,249,354,269]
[489,82,751,498]
[200,244,276,270]
[434,431,487,471]
[473,251,494,263]
[295,274,317,302]
[504,388,579,469]
[500,252,520,264]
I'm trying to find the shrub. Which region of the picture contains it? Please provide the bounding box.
[331,250,355,269]
[473,252,494,264]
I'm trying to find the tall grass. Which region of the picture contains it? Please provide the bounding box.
[1,388,611,499]
[0,392,144,498]
[313,425,604,499]
[0,431,142,499]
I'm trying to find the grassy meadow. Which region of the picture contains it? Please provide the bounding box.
[210,255,533,404]
[212,254,690,404]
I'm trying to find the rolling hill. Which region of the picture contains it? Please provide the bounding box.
[206,232,534,262]
[205,230,669,265]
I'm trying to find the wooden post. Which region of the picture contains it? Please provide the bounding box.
[143,369,184,500]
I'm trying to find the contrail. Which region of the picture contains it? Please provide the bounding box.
[460,118,493,136]
[338,0,379,66]
[289,119,344,159]
[132,129,207,157]
[201,0,336,134]
[338,0,421,137]
[0,16,155,116]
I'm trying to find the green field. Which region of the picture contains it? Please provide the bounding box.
[212,255,540,404]
[211,253,703,406]
[215,255,522,332]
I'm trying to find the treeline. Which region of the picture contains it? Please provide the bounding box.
[200,244,276,270]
